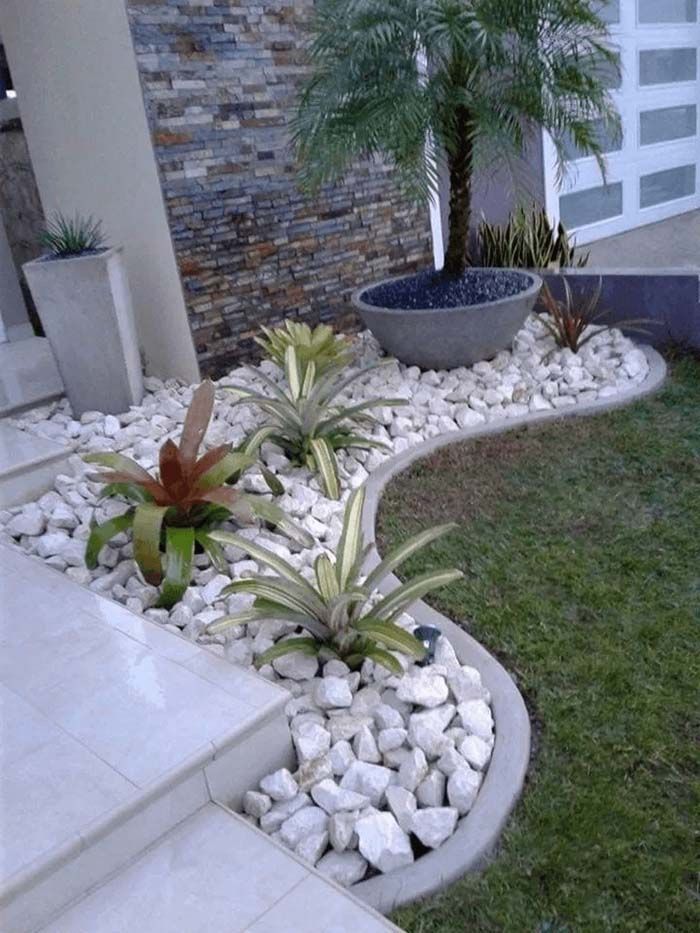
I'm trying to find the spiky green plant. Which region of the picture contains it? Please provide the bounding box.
[84,381,311,608]
[40,211,106,258]
[206,486,462,673]
[225,348,402,499]
[477,207,589,270]
[255,321,353,382]
[293,0,619,276]
[539,277,650,353]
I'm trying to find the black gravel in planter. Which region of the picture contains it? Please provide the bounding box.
[362,268,531,311]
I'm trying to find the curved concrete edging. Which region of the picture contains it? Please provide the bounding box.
[352,346,667,915]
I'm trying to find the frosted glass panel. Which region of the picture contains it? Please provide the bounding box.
[600,1,620,23]
[640,164,696,207]
[564,119,622,160]
[638,1,697,24]
[640,105,697,145]
[639,48,697,85]
[559,182,623,228]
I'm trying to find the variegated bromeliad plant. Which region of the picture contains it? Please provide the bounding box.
[83,381,311,609]
[206,487,462,673]
[225,345,403,499]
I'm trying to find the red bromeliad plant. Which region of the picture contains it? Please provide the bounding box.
[84,381,312,608]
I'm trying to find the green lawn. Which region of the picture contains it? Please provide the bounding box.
[378,358,700,933]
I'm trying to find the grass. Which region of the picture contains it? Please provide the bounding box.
[377,358,700,933]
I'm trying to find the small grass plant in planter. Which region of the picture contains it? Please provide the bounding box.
[226,346,402,499]
[206,486,462,673]
[39,211,107,258]
[84,381,311,608]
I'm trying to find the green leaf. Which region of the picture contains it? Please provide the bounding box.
[157,526,195,609]
[336,486,365,589]
[241,426,279,456]
[209,530,313,589]
[364,645,404,675]
[244,496,314,549]
[363,523,458,592]
[197,452,255,490]
[315,553,339,602]
[132,503,169,584]
[83,452,153,482]
[355,618,426,659]
[85,511,134,568]
[255,637,320,669]
[195,530,228,573]
[260,466,285,497]
[98,482,154,504]
[309,436,340,499]
[286,345,303,400]
[222,577,327,628]
[205,607,281,635]
[372,569,464,621]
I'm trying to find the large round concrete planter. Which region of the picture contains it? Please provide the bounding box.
[352,269,542,370]
[23,246,143,417]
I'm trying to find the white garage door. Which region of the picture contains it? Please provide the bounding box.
[544,0,700,244]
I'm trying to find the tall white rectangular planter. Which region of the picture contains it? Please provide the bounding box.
[23,247,144,416]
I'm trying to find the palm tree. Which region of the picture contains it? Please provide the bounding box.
[292,0,620,278]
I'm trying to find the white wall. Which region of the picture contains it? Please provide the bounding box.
[0,0,200,382]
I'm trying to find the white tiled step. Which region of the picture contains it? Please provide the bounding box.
[0,423,72,508]
[0,546,293,932]
[0,337,63,417]
[38,804,399,933]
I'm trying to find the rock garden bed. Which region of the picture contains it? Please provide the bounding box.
[0,315,651,887]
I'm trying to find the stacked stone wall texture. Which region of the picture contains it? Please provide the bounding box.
[127,0,431,375]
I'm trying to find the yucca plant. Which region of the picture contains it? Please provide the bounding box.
[84,381,312,608]
[206,486,462,673]
[40,211,106,258]
[539,278,649,353]
[477,207,589,270]
[255,321,353,382]
[225,348,403,499]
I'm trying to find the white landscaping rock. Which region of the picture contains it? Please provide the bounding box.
[459,734,492,771]
[353,725,381,763]
[243,791,272,818]
[397,668,449,708]
[457,699,494,740]
[259,767,298,802]
[314,676,353,709]
[447,766,481,815]
[411,807,459,849]
[416,768,446,808]
[385,785,417,833]
[279,806,329,848]
[340,761,393,807]
[328,811,359,852]
[317,850,368,887]
[295,830,329,866]
[356,811,414,874]
[398,748,429,792]
[292,722,331,763]
[311,779,369,814]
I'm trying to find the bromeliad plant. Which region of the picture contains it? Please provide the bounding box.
[477,207,589,270]
[539,278,649,354]
[226,348,403,499]
[255,321,353,382]
[84,381,311,608]
[206,486,463,673]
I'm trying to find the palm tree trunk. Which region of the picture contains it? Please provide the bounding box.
[443,109,473,277]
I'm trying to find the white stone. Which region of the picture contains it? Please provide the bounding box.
[295,830,329,866]
[279,806,329,848]
[201,573,231,605]
[259,793,311,833]
[459,734,491,771]
[328,811,359,852]
[292,722,331,763]
[35,531,70,558]
[317,850,368,887]
[328,714,372,744]
[353,725,381,763]
[243,790,271,818]
[356,812,414,874]
[374,703,405,730]
[377,727,407,753]
[329,740,356,776]
[398,748,428,792]
[7,509,45,538]
[411,807,459,849]
[436,746,465,777]
[416,768,446,808]
[314,676,353,709]
[273,650,319,681]
[311,779,369,814]
[49,502,78,530]
[447,766,481,815]
[407,720,451,760]
[350,686,383,717]
[457,699,494,739]
[448,666,488,703]
[397,668,449,708]
[295,755,333,792]
[259,768,299,803]
[385,785,417,834]
[340,761,393,807]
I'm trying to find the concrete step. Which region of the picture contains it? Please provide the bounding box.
[0,422,72,508]
[36,804,398,933]
[0,546,294,932]
[0,337,63,417]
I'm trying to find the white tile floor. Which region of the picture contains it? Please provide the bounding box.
[0,546,399,932]
[40,805,397,933]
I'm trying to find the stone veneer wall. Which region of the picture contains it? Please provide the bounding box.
[126,0,431,376]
